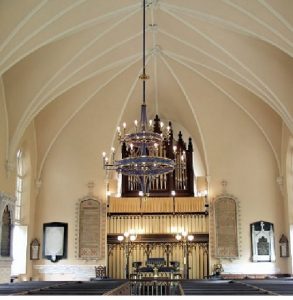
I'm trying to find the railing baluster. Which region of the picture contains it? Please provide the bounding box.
[129,278,182,296]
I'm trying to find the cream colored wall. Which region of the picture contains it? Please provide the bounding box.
[32,87,290,279]
[3,86,289,279]
[18,122,38,280]
[1,0,292,282]
[204,94,286,275]
[0,77,39,282]
[0,77,15,195]
[282,126,293,274]
[0,77,15,284]
[32,98,108,280]
[2,109,287,279]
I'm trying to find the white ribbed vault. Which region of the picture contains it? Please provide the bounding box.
[0,0,292,182]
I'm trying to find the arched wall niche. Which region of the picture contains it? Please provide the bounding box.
[0,205,12,257]
[0,192,15,283]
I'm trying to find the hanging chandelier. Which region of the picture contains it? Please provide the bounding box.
[102,0,175,196]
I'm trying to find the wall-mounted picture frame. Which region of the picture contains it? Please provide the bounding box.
[279,234,289,257]
[251,220,276,262]
[43,222,68,263]
[30,238,40,260]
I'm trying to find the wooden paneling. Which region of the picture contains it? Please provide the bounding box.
[108,242,209,280]
[107,196,209,280]
[108,197,206,214]
[107,215,209,235]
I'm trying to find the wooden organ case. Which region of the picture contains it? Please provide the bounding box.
[121,115,194,197]
[107,116,209,280]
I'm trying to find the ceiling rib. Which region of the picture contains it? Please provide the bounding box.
[160,53,209,175]
[161,2,292,57]
[8,9,141,165]
[0,0,87,73]
[163,51,281,173]
[159,29,279,110]
[223,0,293,50]
[258,0,293,34]
[161,5,291,131]
[0,0,47,54]
[0,2,140,75]
[37,54,142,180]
[150,0,159,114]
[0,78,9,162]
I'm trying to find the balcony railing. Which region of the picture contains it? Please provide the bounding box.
[129,278,183,296]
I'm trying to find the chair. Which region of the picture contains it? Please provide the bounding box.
[170,261,180,271]
[132,261,142,273]
[95,265,106,279]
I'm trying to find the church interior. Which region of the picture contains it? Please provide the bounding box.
[0,0,293,296]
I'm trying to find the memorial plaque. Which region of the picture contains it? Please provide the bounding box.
[43,222,68,262]
[251,221,275,262]
[214,197,238,258]
[79,199,100,259]
[257,237,269,255]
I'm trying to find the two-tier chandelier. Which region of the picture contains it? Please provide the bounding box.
[102,0,175,196]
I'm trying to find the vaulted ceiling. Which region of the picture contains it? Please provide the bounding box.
[1,0,292,180]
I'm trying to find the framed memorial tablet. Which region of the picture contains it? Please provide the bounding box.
[30,239,40,260]
[43,222,68,262]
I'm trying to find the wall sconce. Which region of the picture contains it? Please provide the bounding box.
[175,231,194,242]
[118,231,137,242]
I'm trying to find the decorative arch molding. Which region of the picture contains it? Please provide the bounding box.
[0,192,15,224]
[74,192,106,261]
[0,192,15,283]
[210,182,241,260]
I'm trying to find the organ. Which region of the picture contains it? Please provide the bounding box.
[121,114,194,197]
